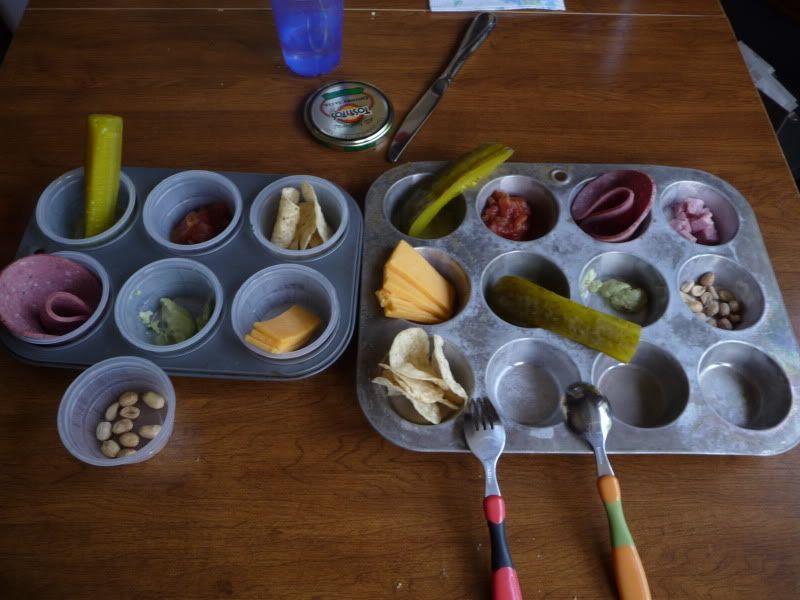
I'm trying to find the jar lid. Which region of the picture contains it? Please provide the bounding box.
[304,81,394,151]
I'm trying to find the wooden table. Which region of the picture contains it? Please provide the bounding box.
[2,3,799,599]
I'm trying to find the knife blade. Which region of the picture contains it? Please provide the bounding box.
[387,12,497,163]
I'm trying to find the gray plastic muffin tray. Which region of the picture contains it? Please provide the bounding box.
[356,162,800,455]
[2,166,362,380]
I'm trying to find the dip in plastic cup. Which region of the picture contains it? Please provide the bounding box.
[143,170,242,257]
[114,258,224,356]
[271,0,343,77]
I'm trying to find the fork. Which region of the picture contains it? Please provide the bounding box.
[463,397,523,600]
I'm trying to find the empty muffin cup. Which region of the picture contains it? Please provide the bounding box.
[699,341,792,430]
[476,175,559,241]
[250,175,349,260]
[579,252,668,327]
[35,167,137,248]
[16,251,112,346]
[486,338,580,427]
[384,173,466,239]
[593,342,689,428]
[231,264,339,360]
[143,170,242,256]
[57,356,176,467]
[114,258,223,356]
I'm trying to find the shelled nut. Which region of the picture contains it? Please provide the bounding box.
[120,406,140,420]
[96,421,112,441]
[104,402,119,421]
[699,272,715,287]
[118,448,137,458]
[139,424,162,440]
[101,439,120,458]
[143,392,165,410]
[112,418,134,435]
[119,432,140,448]
[119,392,138,407]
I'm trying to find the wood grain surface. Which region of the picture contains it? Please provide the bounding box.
[1,8,799,600]
[25,0,724,16]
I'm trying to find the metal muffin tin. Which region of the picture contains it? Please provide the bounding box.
[356,162,800,455]
[2,167,362,380]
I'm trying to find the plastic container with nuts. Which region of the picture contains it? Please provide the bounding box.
[57,356,175,466]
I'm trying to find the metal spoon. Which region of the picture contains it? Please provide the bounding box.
[562,383,652,600]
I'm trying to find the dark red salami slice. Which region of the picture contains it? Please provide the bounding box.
[0,255,101,339]
[39,291,93,335]
[571,170,655,242]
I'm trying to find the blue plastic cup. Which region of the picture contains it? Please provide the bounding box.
[271,0,343,77]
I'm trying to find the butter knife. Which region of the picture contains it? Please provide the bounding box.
[387,12,497,163]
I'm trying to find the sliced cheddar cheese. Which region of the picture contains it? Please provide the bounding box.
[247,304,321,354]
[375,240,456,324]
[375,288,448,321]
[384,241,455,312]
[384,306,442,324]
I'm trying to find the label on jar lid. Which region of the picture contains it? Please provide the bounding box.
[305,81,393,150]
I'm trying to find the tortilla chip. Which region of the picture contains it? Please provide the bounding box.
[289,201,313,250]
[373,370,446,424]
[371,373,404,397]
[378,364,444,405]
[388,328,436,380]
[301,182,332,245]
[270,188,300,248]
[432,334,467,403]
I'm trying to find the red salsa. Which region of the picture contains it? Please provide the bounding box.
[481,191,533,240]
[170,202,232,245]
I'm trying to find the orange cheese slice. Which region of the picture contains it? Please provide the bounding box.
[383,240,455,314]
[247,304,321,354]
[375,288,449,321]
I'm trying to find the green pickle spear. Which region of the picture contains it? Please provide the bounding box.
[84,114,123,237]
[405,143,513,238]
[489,276,641,363]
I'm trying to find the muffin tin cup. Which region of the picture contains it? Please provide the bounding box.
[57,356,176,467]
[249,175,350,260]
[1,167,363,380]
[143,170,243,256]
[231,265,340,361]
[18,251,111,347]
[114,258,224,357]
[357,161,800,455]
[486,338,580,427]
[35,167,137,248]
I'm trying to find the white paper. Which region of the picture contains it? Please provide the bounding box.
[430,0,564,12]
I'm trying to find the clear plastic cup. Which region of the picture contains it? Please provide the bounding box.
[114,258,224,356]
[143,170,243,256]
[271,0,343,77]
[249,175,349,260]
[231,264,340,360]
[57,356,176,467]
[19,251,112,347]
[35,167,137,248]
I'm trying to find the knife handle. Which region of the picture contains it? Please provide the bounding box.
[443,12,497,82]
